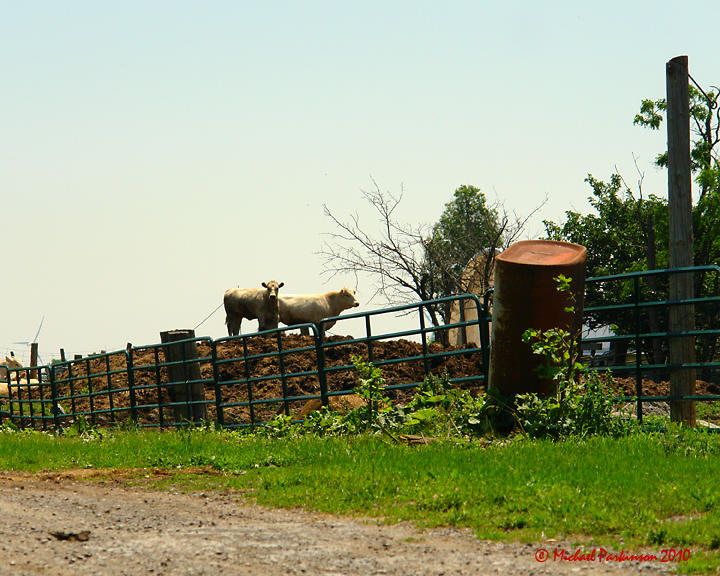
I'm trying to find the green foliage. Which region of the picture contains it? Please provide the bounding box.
[256,357,397,440]
[423,185,506,325]
[352,354,391,431]
[300,406,357,437]
[403,372,507,438]
[633,97,665,131]
[636,84,720,314]
[515,370,631,439]
[546,80,720,369]
[348,357,514,440]
[425,185,503,291]
[518,276,635,439]
[62,414,104,441]
[251,357,514,442]
[0,420,20,433]
[544,174,669,332]
[545,174,669,276]
[258,414,296,439]
[261,315,638,442]
[634,86,720,188]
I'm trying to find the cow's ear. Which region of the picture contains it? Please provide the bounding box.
[278,282,284,288]
[262,282,268,288]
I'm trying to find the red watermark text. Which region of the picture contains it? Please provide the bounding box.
[535,547,691,564]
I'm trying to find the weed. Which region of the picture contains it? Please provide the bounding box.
[63,415,103,441]
[517,275,636,439]
[259,414,296,439]
[352,355,390,431]
[300,406,356,437]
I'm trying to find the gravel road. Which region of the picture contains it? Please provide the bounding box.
[0,471,677,575]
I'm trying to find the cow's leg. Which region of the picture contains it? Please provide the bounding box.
[227,316,242,337]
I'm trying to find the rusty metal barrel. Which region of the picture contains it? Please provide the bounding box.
[489,240,587,395]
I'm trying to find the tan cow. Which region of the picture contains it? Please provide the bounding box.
[2,354,23,373]
[1,355,40,396]
[223,280,284,336]
[279,287,359,335]
[1,354,24,381]
[448,249,498,347]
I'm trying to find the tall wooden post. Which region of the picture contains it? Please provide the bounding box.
[30,342,39,380]
[666,55,696,425]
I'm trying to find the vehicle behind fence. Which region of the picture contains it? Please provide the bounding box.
[582,266,720,423]
[3,267,719,431]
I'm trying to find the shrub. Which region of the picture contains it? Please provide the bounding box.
[516,275,635,439]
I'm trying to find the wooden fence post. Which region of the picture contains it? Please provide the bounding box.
[160,330,208,424]
[30,342,38,380]
[666,55,696,426]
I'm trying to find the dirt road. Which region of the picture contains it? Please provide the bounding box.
[0,471,676,575]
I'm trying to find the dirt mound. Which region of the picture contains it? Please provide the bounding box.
[19,335,484,429]
[611,376,719,397]
[13,335,718,431]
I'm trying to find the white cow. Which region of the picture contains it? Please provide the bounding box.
[223,280,284,336]
[279,287,359,335]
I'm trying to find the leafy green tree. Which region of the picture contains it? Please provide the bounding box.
[422,185,517,324]
[544,173,668,364]
[634,84,720,270]
[547,80,720,369]
[634,85,719,199]
[545,174,668,280]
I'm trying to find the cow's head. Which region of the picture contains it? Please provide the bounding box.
[340,287,360,309]
[4,355,23,370]
[262,280,284,304]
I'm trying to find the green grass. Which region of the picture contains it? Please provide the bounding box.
[1,427,719,573]
[696,401,720,425]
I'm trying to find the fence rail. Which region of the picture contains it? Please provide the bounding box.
[583,265,720,422]
[3,267,720,430]
[1,294,490,431]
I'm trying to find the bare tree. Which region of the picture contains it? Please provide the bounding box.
[320,180,541,342]
[320,182,440,321]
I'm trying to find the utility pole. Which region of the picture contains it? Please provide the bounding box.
[666,55,696,425]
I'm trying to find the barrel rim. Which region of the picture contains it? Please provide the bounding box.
[496,240,587,267]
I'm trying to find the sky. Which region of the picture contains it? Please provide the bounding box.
[2,1,718,365]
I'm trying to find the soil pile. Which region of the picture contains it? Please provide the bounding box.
[10,334,718,430]
[16,335,484,429]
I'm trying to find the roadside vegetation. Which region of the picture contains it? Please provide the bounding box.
[1,422,719,574]
[2,318,719,575]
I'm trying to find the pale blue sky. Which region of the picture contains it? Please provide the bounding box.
[2,1,718,363]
